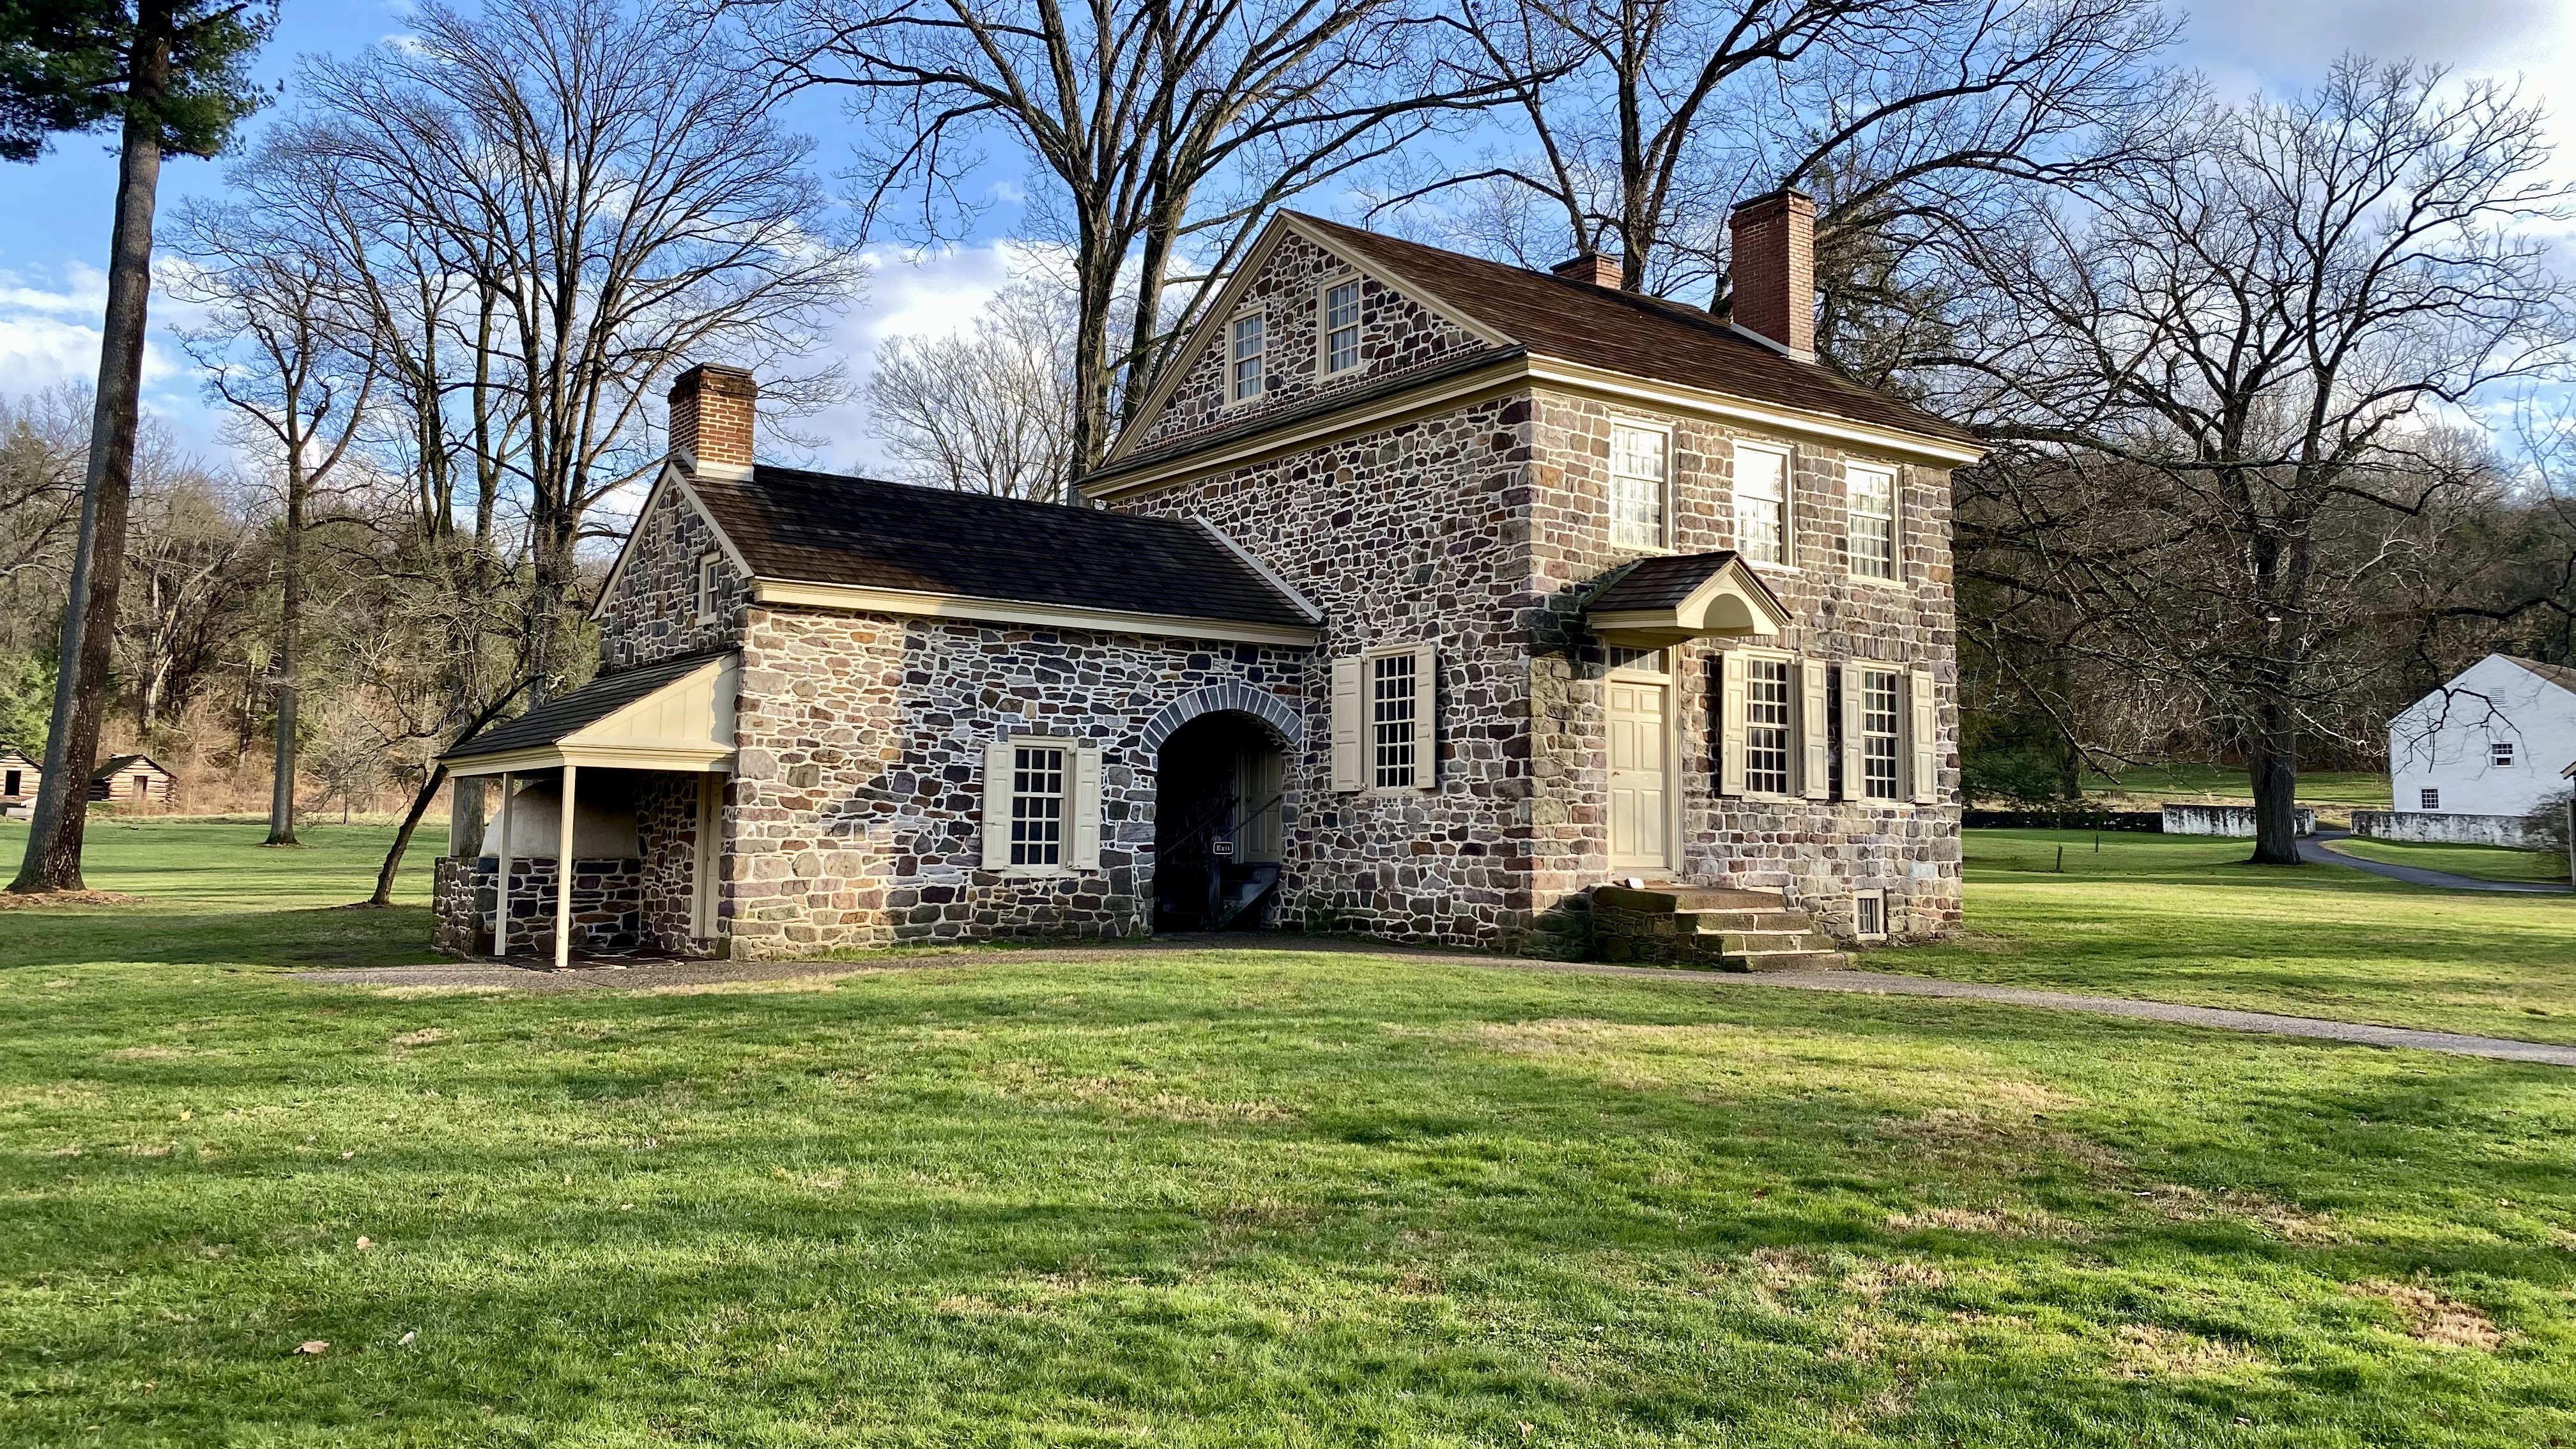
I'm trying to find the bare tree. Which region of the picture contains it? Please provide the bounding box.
[1375,0,2175,322]
[869,276,1077,498]
[172,198,378,846]
[735,0,1511,476]
[114,449,255,735]
[0,388,89,622]
[292,0,862,696]
[1940,60,2575,863]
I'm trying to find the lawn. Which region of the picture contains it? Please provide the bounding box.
[1892,830,2576,1045]
[4,824,2575,1446]
[2329,837,2573,887]
[2080,762,2392,813]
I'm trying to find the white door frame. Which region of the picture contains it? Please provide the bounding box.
[1606,652,1680,874]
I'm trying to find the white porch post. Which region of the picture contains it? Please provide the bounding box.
[555,763,579,969]
[493,772,516,956]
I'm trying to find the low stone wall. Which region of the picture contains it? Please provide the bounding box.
[1961,809,2163,831]
[2161,803,2315,838]
[431,854,645,958]
[2351,810,2556,850]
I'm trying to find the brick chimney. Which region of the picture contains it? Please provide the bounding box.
[1727,188,1816,360]
[668,363,757,479]
[1551,252,1623,288]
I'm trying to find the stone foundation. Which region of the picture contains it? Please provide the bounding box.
[430,854,644,957]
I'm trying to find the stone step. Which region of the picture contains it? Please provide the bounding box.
[1719,947,1851,973]
[1700,928,1837,955]
[1639,884,1785,912]
[1675,908,1813,933]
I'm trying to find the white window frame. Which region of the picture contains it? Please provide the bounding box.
[1721,647,1804,800]
[1607,419,1671,553]
[1733,440,1793,569]
[981,735,1102,875]
[2489,739,2516,768]
[1846,462,1899,582]
[1857,667,1903,801]
[1319,276,1364,378]
[1227,309,1267,406]
[694,552,719,623]
[1331,642,1439,795]
[1852,889,1887,941]
[2421,786,2441,810]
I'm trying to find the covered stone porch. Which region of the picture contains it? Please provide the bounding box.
[434,652,737,965]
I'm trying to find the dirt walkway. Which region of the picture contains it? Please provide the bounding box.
[296,935,2576,1068]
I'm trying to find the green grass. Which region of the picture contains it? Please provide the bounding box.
[1892,831,2576,1045]
[2081,763,2393,811]
[5,824,2576,1446]
[2329,838,2573,887]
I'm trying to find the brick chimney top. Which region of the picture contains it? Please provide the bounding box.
[1551,252,1623,288]
[1726,188,1816,360]
[668,363,756,479]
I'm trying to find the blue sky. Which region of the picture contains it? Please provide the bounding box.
[1,0,2570,474]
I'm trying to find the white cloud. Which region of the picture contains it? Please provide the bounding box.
[800,239,1073,475]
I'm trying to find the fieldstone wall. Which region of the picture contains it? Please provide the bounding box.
[723,607,1307,958]
[2353,808,2562,850]
[429,855,644,958]
[636,772,709,953]
[1133,230,1493,454]
[1114,394,1553,952]
[600,473,749,670]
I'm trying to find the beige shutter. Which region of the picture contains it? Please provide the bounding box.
[1837,663,1862,802]
[1718,650,1747,796]
[1411,641,1439,790]
[1908,665,1938,804]
[981,738,1015,868]
[1330,656,1363,792]
[1071,745,1102,871]
[1799,657,1830,800]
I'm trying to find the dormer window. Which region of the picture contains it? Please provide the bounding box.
[1229,312,1266,403]
[1323,279,1362,376]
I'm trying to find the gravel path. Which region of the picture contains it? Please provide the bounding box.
[2298,828,2573,894]
[296,934,2576,1068]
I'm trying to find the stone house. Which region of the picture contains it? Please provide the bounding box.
[2364,653,2576,848]
[433,191,1984,965]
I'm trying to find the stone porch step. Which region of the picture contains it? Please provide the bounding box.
[1591,881,1853,971]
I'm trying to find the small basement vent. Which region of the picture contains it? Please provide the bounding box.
[1853,889,1887,941]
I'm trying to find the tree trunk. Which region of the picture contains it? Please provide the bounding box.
[2246,701,2303,866]
[11,12,170,895]
[367,763,447,907]
[265,457,305,846]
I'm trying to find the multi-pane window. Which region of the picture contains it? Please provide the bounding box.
[2421,787,2441,809]
[1746,657,1793,795]
[1609,424,1666,549]
[1860,669,1901,800]
[1372,652,1419,789]
[1324,280,1362,375]
[1853,889,1887,939]
[1607,645,1667,673]
[2490,739,2516,767]
[1230,313,1266,402]
[1009,746,1066,866]
[1848,464,1896,579]
[1735,443,1789,564]
[695,553,719,621]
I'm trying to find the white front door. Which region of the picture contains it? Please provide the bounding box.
[1607,678,1671,871]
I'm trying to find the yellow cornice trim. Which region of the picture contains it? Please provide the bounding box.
[749,579,1322,647]
[444,744,737,777]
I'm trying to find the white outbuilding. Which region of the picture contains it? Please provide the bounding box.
[2386,654,2576,822]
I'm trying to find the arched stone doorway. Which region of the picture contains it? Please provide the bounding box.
[1153,707,1292,932]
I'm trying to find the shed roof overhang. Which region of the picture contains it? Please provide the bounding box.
[1584,551,1791,648]
[442,652,739,778]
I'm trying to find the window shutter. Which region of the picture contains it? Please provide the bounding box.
[1718,650,1747,796]
[1908,665,1938,804]
[1800,657,1830,800]
[1837,662,1862,802]
[1330,656,1363,792]
[1411,641,1439,790]
[1071,745,1103,871]
[981,739,1014,868]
